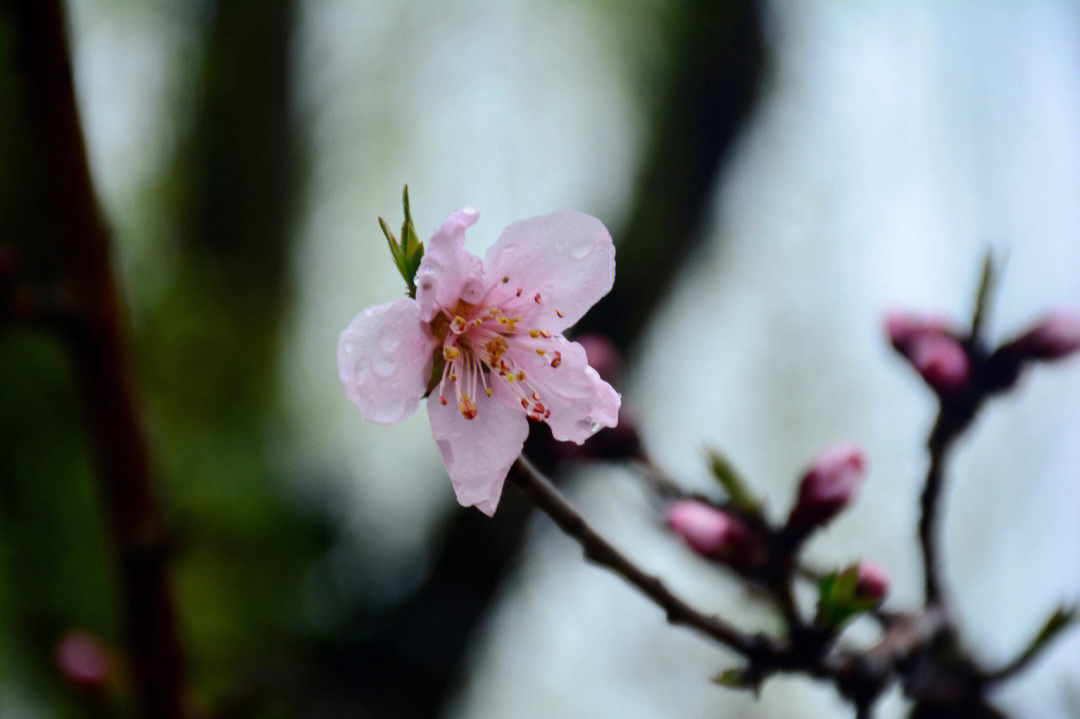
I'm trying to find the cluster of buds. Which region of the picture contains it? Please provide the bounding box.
[886,307,1080,399]
[665,442,869,569]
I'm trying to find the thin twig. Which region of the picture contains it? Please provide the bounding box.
[511,455,761,656]
[918,416,951,605]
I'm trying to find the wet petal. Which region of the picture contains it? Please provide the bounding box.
[483,211,614,331]
[415,207,486,321]
[428,380,529,516]
[512,337,620,444]
[338,297,435,424]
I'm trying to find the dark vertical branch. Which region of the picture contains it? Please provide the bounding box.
[9,3,186,717]
[575,0,765,352]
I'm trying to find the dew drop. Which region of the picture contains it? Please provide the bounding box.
[570,241,593,260]
[378,327,400,352]
[372,355,395,377]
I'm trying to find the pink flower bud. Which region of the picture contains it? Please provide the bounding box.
[666,500,764,565]
[885,310,953,352]
[1007,309,1080,361]
[576,333,622,383]
[854,561,891,602]
[55,631,112,691]
[788,443,867,532]
[884,310,971,394]
[909,334,971,394]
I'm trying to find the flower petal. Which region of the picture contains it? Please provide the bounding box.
[483,211,614,332]
[338,297,435,424]
[512,337,620,444]
[415,207,486,322]
[428,380,529,516]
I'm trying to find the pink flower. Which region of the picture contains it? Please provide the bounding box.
[787,442,867,533]
[666,500,765,565]
[338,208,620,516]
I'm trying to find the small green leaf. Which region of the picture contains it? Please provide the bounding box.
[816,567,878,630]
[970,249,998,341]
[1029,605,1077,653]
[705,447,760,514]
[377,187,426,297]
[711,668,747,688]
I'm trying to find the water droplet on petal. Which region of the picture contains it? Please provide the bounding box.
[570,242,593,260]
[372,355,395,377]
[378,327,400,352]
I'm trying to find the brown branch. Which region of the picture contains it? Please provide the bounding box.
[13,3,187,717]
[511,455,761,656]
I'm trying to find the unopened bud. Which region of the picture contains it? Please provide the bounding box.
[55,631,112,691]
[787,442,867,533]
[885,310,971,394]
[666,500,765,565]
[853,561,890,603]
[576,333,622,383]
[909,334,971,394]
[1005,309,1080,362]
[885,310,953,352]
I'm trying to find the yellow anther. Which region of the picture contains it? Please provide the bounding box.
[516,370,526,381]
[459,395,478,420]
[443,345,461,360]
[451,315,468,333]
[485,336,507,362]
[528,329,541,338]
[485,387,493,397]
[536,348,546,355]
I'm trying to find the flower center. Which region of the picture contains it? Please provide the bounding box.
[433,292,563,420]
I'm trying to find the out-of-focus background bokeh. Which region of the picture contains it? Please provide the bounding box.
[2,2,1079,718]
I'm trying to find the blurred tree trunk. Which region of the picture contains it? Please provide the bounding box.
[155,0,298,417]
[0,2,186,717]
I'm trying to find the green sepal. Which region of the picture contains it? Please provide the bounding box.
[711,668,747,688]
[970,249,1000,342]
[378,186,426,298]
[425,351,446,397]
[1025,605,1077,657]
[816,567,878,630]
[705,447,761,514]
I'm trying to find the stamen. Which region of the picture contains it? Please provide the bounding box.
[459,395,477,420]
[551,352,562,368]
[451,315,468,334]
[555,309,565,318]
[443,345,461,360]
[533,292,542,304]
